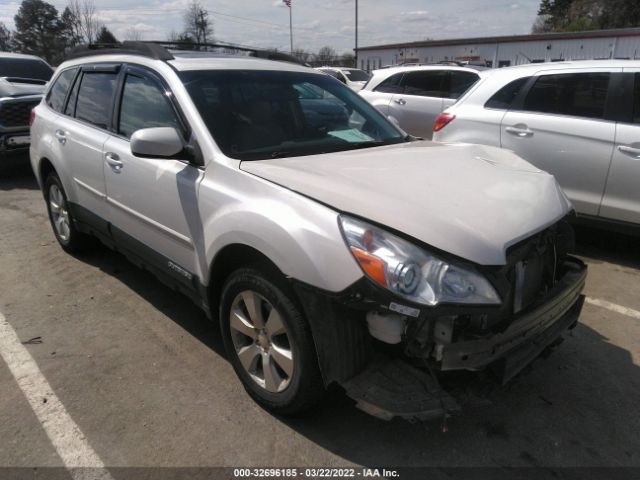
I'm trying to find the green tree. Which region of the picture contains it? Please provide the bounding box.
[95,25,118,44]
[13,0,64,64]
[0,22,12,51]
[184,0,213,46]
[60,6,83,48]
[534,0,640,32]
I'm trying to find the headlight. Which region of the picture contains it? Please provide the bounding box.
[339,215,501,306]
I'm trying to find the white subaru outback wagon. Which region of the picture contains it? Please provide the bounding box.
[30,43,587,421]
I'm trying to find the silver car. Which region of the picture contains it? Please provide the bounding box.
[30,43,586,421]
[433,60,640,228]
[359,65,481,139]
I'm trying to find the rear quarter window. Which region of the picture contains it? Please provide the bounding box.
[448,71,479,99]
[485,77,530,109]
[373,73,404,94]
[46,68,77,113]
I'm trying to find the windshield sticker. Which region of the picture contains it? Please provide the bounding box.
[328,128,374,143]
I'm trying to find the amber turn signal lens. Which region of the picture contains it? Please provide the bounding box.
[351,247,387,287]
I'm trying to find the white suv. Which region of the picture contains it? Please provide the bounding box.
[30,43,586,421]
[433,60,640,229]
[359,65,481,139]
[316,67,371,91]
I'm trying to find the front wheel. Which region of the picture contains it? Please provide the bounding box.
[219,267,325,414]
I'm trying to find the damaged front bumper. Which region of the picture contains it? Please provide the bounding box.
[294,256,587,422]
[437,258,586,382]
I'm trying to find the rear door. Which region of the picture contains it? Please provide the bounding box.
[600,69,640,224]
[103,65,203,279]
[53,65,119,229]
[500,69,618,216]
[389,70,448,139]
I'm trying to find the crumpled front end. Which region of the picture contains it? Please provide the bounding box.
[293,216,587,421]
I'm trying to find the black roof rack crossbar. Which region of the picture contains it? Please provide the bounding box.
[65,41,175,62]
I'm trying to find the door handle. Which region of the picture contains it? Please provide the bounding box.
[54,130,66,145]
[105,152,123,172]
[505,126,534,137]
[393,98,407,105]
[617,145,640,159]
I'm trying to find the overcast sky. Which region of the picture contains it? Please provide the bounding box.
[0,0,542,53]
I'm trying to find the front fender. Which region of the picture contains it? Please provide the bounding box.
[203,196,362,292]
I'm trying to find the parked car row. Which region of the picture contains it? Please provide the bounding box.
[27,42,586,421]
[433,60,640,229]
[357,60,640,230]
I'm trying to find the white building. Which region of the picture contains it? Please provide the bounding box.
[356,27,640,71]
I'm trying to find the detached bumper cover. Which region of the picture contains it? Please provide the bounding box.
[439,258,587,379]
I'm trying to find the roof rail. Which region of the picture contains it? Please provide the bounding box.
[148,41,309,66]
[65,41,309,67]
[65,42,175,61]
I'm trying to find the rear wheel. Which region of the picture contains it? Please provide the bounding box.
[220,267,325,414]
[44,173,89,253]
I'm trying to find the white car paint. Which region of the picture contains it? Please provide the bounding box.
[241,141,571,266]
[359,65,481,140]
[31,54,570,290]
[433,60,640,226]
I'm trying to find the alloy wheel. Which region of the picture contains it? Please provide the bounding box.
[229,290,294,393]
[49,184,71,242]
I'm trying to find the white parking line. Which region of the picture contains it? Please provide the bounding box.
[586,297,640,320]
[0,312,114,480]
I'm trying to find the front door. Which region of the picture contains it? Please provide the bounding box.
[103,67,204,281]
[600,69,640,224]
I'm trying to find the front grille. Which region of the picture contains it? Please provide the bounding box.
[507,218,574,314]
[0,100,39,128]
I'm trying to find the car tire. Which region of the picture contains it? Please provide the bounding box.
[44,173,89,253]
[220,266,325,415]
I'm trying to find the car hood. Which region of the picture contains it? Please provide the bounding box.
[0,77,47,97]
[240,141,572,265]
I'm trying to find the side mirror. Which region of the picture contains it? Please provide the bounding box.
[130,127,184,158]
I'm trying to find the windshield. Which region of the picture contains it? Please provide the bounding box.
[179,70,405,160]
[342,69,370,82]
[0,58,53,81]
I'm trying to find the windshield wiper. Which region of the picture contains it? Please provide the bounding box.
[337,140,391,152]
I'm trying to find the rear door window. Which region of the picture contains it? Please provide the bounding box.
[522,72,610,119]
[46,68,77,113]
[632,73,640,124]
[373,73,404,94]
[74,72,118,129]
[400,70,448,98]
